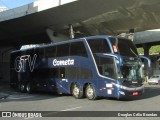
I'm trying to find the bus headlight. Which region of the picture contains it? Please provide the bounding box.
[119,91,125,95]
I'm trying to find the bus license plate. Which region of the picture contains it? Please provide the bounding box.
[133,92,138,96]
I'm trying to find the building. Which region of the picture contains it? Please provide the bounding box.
[0,6,7,12]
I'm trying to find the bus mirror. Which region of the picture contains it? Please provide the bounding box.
[139,56,151,69]
[139,56,151,76]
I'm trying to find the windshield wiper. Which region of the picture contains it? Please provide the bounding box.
[130,48,138,57]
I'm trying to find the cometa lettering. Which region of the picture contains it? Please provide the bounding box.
[53,59,74,66]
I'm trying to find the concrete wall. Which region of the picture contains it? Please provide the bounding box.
[0,47,14,82]
[149,55,160,75]
[134,30,160,45]
[152,60,160,75]
[0,0,77,22]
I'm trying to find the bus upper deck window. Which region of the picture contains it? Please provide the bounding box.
[87,39,111,54]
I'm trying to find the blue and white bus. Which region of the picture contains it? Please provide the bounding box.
[10,35,150,100]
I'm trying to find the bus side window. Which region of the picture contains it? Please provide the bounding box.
[65,67,93,80]
[57,44,70,57]
[94,55,117,79]
[48,68,60,79]
[35,48,45,58]
[70,42,88,57]
[46,46,56,58]
[87,38,111,53]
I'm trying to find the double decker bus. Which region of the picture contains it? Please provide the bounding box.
[10,35,150,100]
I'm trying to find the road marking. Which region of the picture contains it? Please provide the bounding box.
[61,106,82,111]
[24,106,82,119]
[9,96,34,100]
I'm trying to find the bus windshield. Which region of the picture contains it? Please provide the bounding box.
[109,37,144,82]
[109,37,138,57]
[87,37,143,81]
[118,62,143,82]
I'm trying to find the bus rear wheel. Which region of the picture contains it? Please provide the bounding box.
[72,84,83,99]
[85,84,97,100]
[26,82,34,94]
[18,82,26,93]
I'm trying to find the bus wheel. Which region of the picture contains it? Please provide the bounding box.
[85,84,97,100]
[72,84,83,99]
[18,83,26,93]
[26,82,34,94]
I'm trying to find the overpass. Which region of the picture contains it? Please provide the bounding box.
[134,30,160,58]
[1,0,160,82]
[134,30,160,47]
[1,0,160,47]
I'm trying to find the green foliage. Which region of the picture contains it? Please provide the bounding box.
[137,45,160,55]
[137,48,144,55]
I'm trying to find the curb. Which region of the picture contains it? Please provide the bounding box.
[0,94,9,99]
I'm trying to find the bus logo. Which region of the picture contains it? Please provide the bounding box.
[14,54,37,72]
[53,58,74,66]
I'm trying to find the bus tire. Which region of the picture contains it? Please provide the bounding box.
[72,84,83,99]
[26,82,34,94]
[18,82,26,93]
[85,84,97,100]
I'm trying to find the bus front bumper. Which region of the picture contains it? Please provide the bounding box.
[112,82,145,98]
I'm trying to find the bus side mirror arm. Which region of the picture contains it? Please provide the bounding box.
[139,56,151,77]
[139,56,151,69]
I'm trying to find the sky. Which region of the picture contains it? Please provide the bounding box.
[0,0,37,9]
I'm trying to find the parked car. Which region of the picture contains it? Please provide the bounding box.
[148,75,160,85]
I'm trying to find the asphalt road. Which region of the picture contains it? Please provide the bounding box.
[0,84,160,120]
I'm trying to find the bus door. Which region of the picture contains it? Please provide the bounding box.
[94,53,119,97]
[57,67,69,94]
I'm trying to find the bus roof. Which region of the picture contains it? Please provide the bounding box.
[11,35,122,53]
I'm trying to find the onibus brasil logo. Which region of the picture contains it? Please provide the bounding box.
[14,54,37,72]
